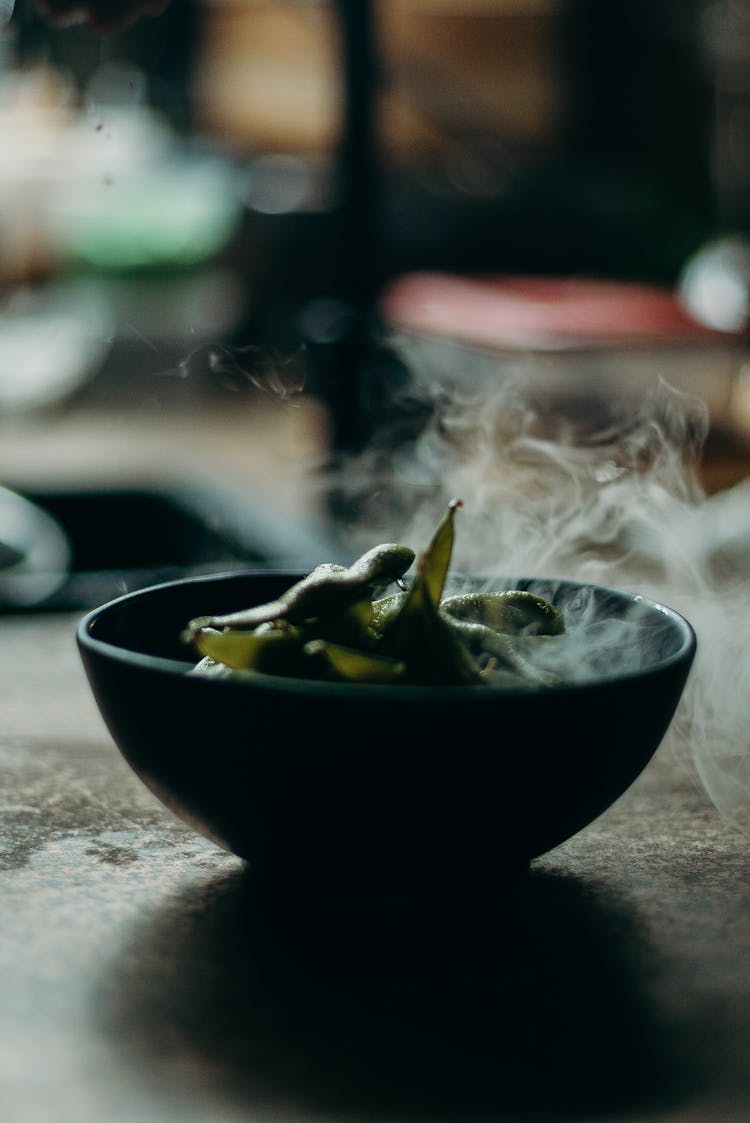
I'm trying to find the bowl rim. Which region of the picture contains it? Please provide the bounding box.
[76,568,697,700]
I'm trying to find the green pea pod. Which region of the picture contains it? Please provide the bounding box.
[313,596,376,649]
[379,557,481,685]
[441,590,564,637]
[186,545,415,636]
[370,591,405,637]
[304,639,407,684]
[421,498,462,606]
[346,542,416,588]
[443,616,559,686]
[193,624,305,675]
[369,500,462,647]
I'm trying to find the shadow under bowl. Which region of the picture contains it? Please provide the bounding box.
[77,571,696,884]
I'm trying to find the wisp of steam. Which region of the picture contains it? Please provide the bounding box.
[325,351,750,834]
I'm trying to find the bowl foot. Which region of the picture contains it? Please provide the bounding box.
[242,853,531,892]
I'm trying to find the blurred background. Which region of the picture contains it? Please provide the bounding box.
[1,0,750,606]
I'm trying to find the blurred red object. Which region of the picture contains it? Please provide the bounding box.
[380,273,735,351]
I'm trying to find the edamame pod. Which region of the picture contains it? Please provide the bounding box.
[441,589,564,636]
[346,542,416,587]
[186,545,415,636]
[304,639,407,684]
[421,497,462,606]
[379,558,481,685]
[443,616,558,685]
[370,591,405,635]
[313,597,376,648]
[193,623,306,675]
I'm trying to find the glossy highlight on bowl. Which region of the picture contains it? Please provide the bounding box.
[77,570,696,883]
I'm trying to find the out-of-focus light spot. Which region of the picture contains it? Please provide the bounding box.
[679,236,750,333]
[87,62,148,109]
[0,282,113,412]
[0,0,15,26]
[241,154,335,215]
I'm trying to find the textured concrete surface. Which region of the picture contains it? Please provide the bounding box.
[3,611,750,1123]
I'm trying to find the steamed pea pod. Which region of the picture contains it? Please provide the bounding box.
[304,639,407,684]
[443,616,559,686]
[441,590,564,637]
[367,494,462,643]
[192,622,307,675]
[313,596,378,650]
[379,563,481,685]
[186,543,415,637]
[370,591,405,637]
[376,500,480,684]
[422,497,462,605]
[376,497,460,641]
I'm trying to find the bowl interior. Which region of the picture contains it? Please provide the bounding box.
[82,570,695,690]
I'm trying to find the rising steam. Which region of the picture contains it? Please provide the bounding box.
[326,354,750,833]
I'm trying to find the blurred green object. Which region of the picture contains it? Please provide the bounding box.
[51,155,242,273]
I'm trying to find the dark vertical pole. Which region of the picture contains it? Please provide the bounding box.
[325,0,379,454]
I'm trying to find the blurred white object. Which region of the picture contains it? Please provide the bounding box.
[0,282,113,412]
[0,486,71,607]
[679,235,750,334]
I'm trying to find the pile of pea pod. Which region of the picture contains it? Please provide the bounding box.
[184,499,565,686]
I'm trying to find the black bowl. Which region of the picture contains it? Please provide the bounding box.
[77,571,696,884]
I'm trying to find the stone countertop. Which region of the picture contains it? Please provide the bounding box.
[3,390,750,1123]
[3,606,750,1123]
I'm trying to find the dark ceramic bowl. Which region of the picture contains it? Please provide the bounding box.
[77,571,696,884]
